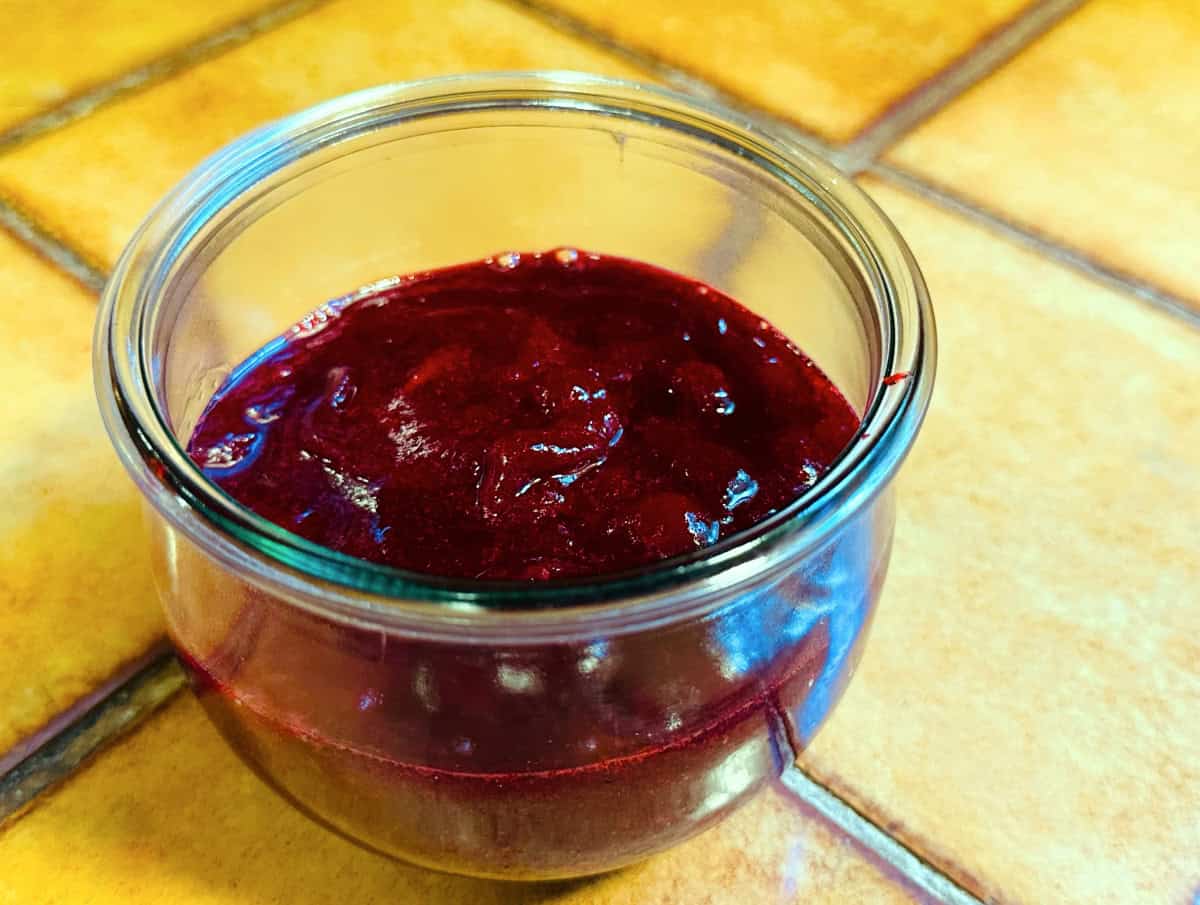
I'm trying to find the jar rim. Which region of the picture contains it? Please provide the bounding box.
[95,71,935,638]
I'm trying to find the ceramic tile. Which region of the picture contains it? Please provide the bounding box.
[534,0,1031,141]
[799,177,1200,905]
[0,693,924,904]
[0,0,280,132]
[889,0,1200,308]
[0,231,163,761]
[0,0,647,273]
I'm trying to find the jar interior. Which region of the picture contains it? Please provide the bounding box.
[146,106,883,442]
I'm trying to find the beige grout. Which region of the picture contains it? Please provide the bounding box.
[781,769,993,905]
[839,0,1089,173]
[0,0,329,155]
[870,162,1200,330]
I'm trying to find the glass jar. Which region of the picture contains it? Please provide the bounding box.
[95,72,935,880]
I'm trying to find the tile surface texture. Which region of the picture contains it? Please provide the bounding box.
[535,0,1031,140]
[0,232,162,761]
[889,0,1200,307]
[0,0,279,132]
[0,0,646,272]
[800,177,1200,905]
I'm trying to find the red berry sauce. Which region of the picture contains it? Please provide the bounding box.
[187,249,858,580]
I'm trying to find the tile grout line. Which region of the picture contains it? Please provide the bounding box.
[782,769,992,905]
[0,0,333,290]
[0,640,174,777]
[838,0,1088,173]
[509,0,1199,323]
[0,196,107,293]
[0,649,996,905]
[0,648,186,825]
[503,0,842,163]
[871,162,1200,329]
[0,0,330,154]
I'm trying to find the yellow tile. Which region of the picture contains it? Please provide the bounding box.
[0,232,162,759]
[801,178,1200,905]
[889,0,1200,307]
[0,0,647,273]
[0,0,279,132]
[0,693,920,903]
[537,0,1030,141]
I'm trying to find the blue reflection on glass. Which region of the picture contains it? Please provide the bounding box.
[795,539,870,744]
[706,583,825,681]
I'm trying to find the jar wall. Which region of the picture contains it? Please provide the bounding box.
[148,488,892,878]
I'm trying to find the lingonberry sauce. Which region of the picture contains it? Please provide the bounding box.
[179,251,862,878]
[187,250,857,580]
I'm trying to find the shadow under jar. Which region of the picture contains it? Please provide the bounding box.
[95,73,935,881]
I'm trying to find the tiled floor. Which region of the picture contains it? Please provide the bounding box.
[889,0,1200,309]
[0,233,162,764]
[806,177,1200,905]
[0,0,646,272]
[0,0,281,132]
[1,1,1197,903]
[531,0,1034,141]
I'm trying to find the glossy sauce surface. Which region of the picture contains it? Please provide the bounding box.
[187,250,858,581]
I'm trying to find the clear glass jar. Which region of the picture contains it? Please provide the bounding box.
[95,72,935,880]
